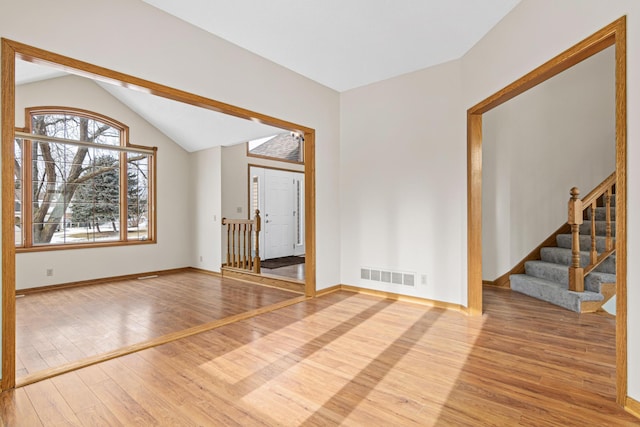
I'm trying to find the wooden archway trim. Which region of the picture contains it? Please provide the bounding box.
[466,17,626,404]
[1,38,317,390]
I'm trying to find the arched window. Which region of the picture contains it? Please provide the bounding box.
[14,107,156,249]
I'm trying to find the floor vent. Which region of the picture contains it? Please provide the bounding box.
[361,267,416,287]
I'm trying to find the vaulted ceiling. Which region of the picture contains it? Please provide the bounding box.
[142,0,521,92]
[15,1,522,151]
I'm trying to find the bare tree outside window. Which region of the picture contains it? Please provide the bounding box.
[15,108,153,248]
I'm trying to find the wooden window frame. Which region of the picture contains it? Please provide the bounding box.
[15,106,157,252]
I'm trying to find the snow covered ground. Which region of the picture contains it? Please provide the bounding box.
[16,223,148,246]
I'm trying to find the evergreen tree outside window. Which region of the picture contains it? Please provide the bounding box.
[15,107,155,249]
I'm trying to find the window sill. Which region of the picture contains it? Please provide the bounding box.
[16,239,157,253]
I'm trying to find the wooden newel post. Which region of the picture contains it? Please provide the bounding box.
[222,217,230,267]
[568,187,584,292]
[253,209,261,273]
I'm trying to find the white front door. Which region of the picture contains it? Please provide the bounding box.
[264,168,295,259]
[249,167,304,260]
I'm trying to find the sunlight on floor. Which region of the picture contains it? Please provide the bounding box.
[197,293,486,425]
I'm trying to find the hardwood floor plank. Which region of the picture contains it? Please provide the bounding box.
[50,373,121,427]
[16,271,299,381]
[0,388,43,427]
[73,364,110,387]
[89,378,158,426]
[51,373,105,414]
[23,380,82,426]
[261,262,305,281]
[134,352,256,425]
[132,347,277,426]
[2,287,639,426]
[16,295,307,388]
[98,359,199,426]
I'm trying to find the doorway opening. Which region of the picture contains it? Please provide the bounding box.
[249,165,305,282]
[466,17,627,404]
[1,39,317,390]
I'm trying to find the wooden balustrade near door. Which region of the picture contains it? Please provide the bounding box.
[222,210,261,273]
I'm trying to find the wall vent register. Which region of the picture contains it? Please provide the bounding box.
[360,267,416,287]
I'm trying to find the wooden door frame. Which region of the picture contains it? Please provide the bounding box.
[1,38,317,390]
[466,17,627,404]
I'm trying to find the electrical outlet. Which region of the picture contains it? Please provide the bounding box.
[421,274,427,285]
[236,207,242,214]
[46,268,54,277]
[199,256,203,262]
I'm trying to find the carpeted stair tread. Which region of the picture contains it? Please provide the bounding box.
[540,247,616,274]
[524,261,568,285]
[585,271,616,293]
[587,206,616,221]
[580,220,616,237]
[524,259,615,293]
[556,234,614,252]
[511,274,603,312]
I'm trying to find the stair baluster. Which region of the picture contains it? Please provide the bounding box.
[590,201,598,265]
[605,189,613,251]
[225,222,231,269]
[222,210,261,274]
[568,187,584,292]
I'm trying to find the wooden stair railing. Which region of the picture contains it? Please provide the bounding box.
[567,172,616,292]
[222,209,261,274]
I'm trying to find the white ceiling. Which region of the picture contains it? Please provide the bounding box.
[15,1,522,151]
[97,83,284,152]
[15,60,284,152]
[142,0,522,92]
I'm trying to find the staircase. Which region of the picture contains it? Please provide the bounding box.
[510,193,616,313]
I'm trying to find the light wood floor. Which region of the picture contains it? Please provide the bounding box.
[3,287,639,426]
[16,270,298,381]
[261,262,305,281]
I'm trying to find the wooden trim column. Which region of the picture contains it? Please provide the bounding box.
[1,39,17,391]
[467,113,482,315]
[613,16,627,406]
[304,130,316,298]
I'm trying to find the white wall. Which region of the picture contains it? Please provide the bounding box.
[14,75,192,289]
[461,0,640,403]
[482,46,615,280]
[190,146,222,272]
[340,60,466,305]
